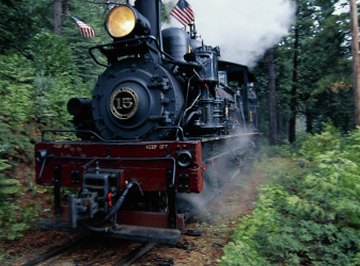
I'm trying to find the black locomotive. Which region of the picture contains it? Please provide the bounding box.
[35,0,258,244]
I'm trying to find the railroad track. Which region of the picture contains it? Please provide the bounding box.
[22,236,87,266]
[114,242,157,266]
[20,169,243,266]
[21,237,156,266]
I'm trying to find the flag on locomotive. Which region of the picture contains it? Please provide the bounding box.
[170,0,195,26]
[69,15,95,38]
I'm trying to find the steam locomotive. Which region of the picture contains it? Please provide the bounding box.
[35,0,258,244]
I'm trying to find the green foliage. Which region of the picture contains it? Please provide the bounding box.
[0,30,91,162]
[0,53,36,162]
[0,203,38,241]
[32,31,77,77]
[0,1,99,241]
[221,127,360,265]
[0,52,38,240]
[0,1,35,56]
[0,152,38,241]
[0,37,88,161]
[30,30,91,130]
[162,1,174,24]
[296,0,354,133]
[299,123,341,160]
[62,0,110,84]
[254,0,354,142]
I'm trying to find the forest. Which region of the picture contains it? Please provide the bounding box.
[0,0,359,265]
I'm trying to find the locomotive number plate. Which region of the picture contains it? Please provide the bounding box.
[110,87,139,120]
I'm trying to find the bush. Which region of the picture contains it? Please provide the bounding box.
[221,126,360,265]
[0,53,36,162]
[0,155,39,241]
[0,31,90,240]
[31,31,90,130]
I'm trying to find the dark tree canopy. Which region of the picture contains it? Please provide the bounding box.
[255,0,354,144]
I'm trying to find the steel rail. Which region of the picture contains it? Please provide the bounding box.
[113,242,156,266]
[22,236,87,266]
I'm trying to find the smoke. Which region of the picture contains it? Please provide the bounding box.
[176,132,255,218]
[164,0,296,67]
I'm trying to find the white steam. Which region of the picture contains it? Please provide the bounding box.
[164,0,296,67]
[176,132,255,217]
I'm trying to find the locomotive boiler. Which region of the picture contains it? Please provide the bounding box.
[35,0,258,244]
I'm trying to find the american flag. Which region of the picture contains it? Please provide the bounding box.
[170,0,194,26]
[70,16,95,38]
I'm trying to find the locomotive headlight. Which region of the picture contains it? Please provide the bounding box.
[106,5,150,39]
[106,5,136,38]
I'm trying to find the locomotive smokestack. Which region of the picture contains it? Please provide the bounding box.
[135,0,162,49]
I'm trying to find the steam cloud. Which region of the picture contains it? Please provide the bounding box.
[176,132,255,217]
[164,0,296,67]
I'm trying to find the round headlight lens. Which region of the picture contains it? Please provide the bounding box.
[106,5,136,38]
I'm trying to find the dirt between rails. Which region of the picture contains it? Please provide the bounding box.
[0,168,267,266]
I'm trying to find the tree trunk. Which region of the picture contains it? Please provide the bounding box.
[305,111,313,133]
[63,0,69,13]
[267,48,278,145]
[350,0,360,126]
[54,0,62,35]
[289,24,299,143]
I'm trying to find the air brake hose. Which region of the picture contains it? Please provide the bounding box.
[101,179,143,223]
[82,179,143,231]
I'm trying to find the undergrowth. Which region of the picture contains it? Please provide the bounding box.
[0,159,39,241]
[221,125,360,265]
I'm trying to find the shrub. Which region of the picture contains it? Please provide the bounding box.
[221,127,360,265]
[0,53,36,162]
[0,156,39,240]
